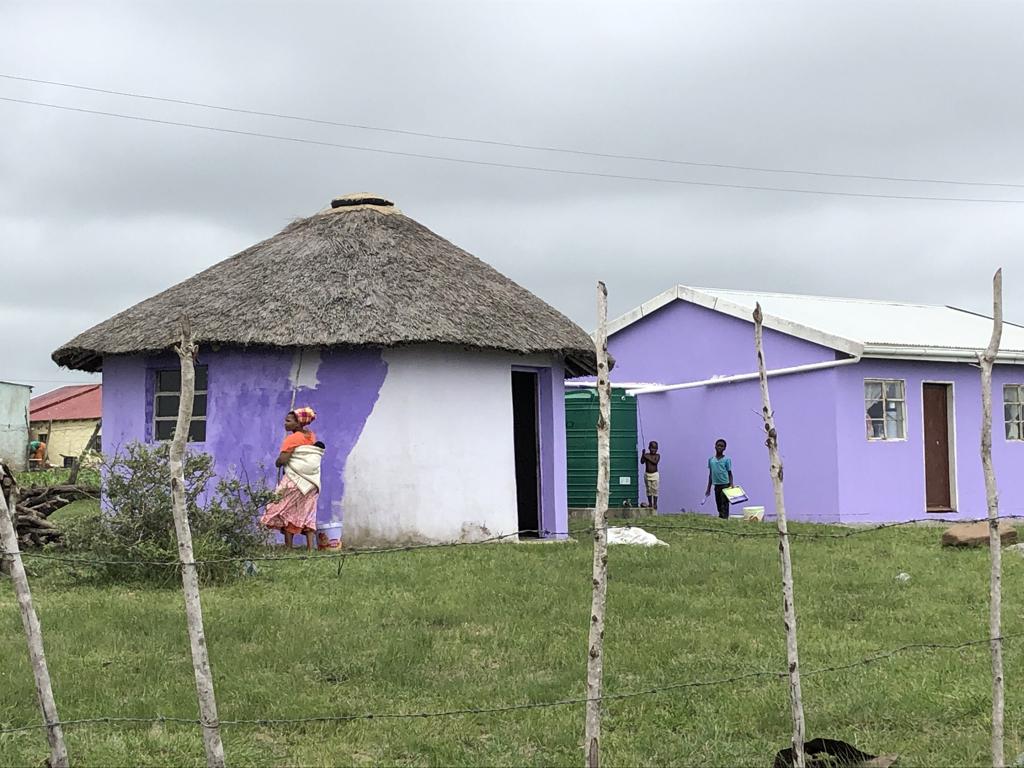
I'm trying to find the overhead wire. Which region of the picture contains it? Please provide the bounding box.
[3,96,1024,205]
[2,72,1023,190]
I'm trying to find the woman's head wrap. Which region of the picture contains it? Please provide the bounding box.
[291,406,316,426]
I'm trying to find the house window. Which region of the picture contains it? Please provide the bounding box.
[153,366,208,442]
[864,379,905,440]
[1005,385,1024,441]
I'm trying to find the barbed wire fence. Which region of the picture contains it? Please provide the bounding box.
[1,274,1016,767]
[3,497,1022,761]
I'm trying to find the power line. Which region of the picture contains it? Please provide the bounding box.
[3,72,1022,190]
[3,95,1024,205]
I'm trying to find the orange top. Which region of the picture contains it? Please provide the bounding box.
[280,430,316,453]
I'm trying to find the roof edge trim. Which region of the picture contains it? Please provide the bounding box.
[864,346,1024,364]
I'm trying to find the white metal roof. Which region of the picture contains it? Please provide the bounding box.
[607,285,1024,363]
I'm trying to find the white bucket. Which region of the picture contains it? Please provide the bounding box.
[317,521,343,549]
[743,506,765,522]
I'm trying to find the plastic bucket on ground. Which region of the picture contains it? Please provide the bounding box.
[318,521,343,549]
[743,506,765,522]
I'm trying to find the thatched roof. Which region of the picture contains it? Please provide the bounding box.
[53,195,597,376]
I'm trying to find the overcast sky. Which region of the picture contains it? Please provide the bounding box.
[3,1,1024,393]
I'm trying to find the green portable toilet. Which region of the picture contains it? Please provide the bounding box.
[565,387,639,508]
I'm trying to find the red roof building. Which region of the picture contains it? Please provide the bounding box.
[30,385,102,422]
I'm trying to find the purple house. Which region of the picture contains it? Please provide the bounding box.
[52,194,596,546]
[605,286,1024,524]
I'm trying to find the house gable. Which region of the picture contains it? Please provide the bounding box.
[607,298,844,386]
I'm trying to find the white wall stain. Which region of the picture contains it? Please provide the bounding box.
[288,348,322,393]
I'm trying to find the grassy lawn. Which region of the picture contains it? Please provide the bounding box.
[1,504,1021,767]
[14,467,100,489]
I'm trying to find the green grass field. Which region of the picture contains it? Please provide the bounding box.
[1,503,1020,767]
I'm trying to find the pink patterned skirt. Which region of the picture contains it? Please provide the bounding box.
[260,476,318,535]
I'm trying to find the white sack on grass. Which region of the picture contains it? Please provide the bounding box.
[607,526,668,547]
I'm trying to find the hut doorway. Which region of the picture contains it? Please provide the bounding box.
[511,370,541,537]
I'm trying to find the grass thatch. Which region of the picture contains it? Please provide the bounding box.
[53,196,597,376]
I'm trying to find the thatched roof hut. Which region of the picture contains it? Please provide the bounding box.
[53,194,597,376]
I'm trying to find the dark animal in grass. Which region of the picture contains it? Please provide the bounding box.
[773,739,898,768]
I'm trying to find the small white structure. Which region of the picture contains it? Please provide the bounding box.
[0,382,31,471]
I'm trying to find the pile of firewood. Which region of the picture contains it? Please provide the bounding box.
[1,463,96,549]
[13,485,96,547]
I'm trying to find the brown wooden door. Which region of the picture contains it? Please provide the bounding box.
[923,384,952,511]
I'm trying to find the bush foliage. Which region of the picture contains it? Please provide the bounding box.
[63,442,274,585]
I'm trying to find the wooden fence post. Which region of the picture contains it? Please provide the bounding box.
[170,319,227,768]
[0,465,70,768]
[584,281,611,768]
[979,268,1005,768]
[754,304,806,768]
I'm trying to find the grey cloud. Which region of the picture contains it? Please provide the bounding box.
[3,0,1024,394]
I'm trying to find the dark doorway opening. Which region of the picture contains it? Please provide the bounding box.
[923,383,955,512]
[511,370,541,537]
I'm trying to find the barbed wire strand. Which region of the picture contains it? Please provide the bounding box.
[0,632,1015,736]
[8,515,1024,567]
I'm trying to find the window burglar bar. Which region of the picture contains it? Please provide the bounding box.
[154,366,208,442]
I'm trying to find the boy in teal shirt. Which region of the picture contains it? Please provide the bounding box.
[704,438,733,520]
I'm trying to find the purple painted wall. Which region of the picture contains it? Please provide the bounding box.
[609,299,838,383]
[634,369,842,523]
[608,298,1024,523]
[102,347,387,526]
[835,360,1024,523]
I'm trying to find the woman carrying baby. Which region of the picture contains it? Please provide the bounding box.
[259,406,324,551]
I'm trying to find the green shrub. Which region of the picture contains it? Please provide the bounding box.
[62,442,274,585]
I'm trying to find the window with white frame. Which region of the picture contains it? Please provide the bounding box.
[153,366,208,442]
[1005,385,1024,441]
[864,379,905,440]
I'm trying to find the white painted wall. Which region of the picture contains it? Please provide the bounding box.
[344,346,549,545]
[0,382,31,471]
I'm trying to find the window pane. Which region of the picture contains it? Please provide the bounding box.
[155,394,180,418]
[156,370,181,393]
[864,381,883,400]
[887,415,905,440]
[188,420,206,443]
[155,420,176,441]
[195,365,208,392]
[1007,421,1021,441]
[193,393,207,418]
[865,399,883,420]
[868,419,886,439]
[1006,404,1019,426]
[885,381,904,399]
[1006,386,1020,404]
